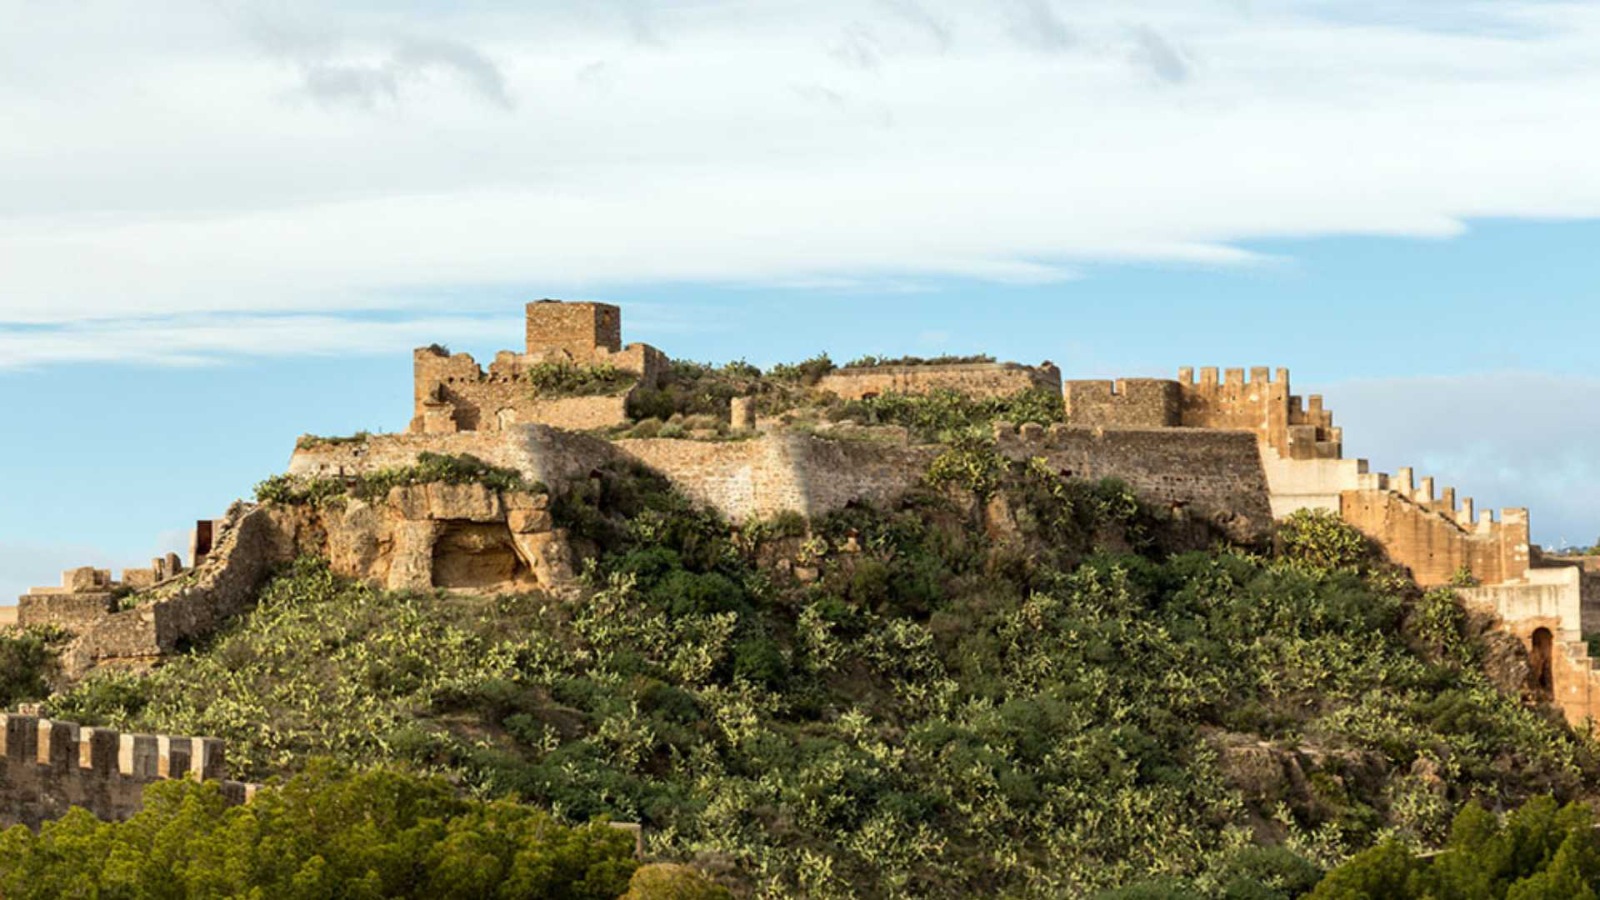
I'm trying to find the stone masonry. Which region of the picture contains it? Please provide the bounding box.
[0,713,255,829]
[410,301,668,434]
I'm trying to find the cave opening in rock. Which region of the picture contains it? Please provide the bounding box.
[430,521,533,591]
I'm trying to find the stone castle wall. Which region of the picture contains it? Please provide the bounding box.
[614,434,937,522]
[817,362,1061,402]
[992,422,1275,542]
[1339,470,1530,588]
[0,714,254,829]
[290,426,621,489]
[1065,367,1341,461]
[410,302,667,435]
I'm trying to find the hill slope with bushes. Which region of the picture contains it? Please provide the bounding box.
[38,447,1600,897]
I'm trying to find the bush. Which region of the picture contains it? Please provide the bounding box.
[527,361,638,397]
[0,760,644,900]
[832,387,1064,443]
[843,353,997,368]
[255,453,543,506]
[0,628,64,709]
[1278,509,1378,572]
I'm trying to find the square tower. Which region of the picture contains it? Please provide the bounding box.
[525,300,623,361]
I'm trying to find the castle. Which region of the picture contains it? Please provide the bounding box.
[12,299,1600,822]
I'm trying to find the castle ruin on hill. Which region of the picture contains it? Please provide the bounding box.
[16,299,1600,731]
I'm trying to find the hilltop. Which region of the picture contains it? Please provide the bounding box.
[4,300,1600,897]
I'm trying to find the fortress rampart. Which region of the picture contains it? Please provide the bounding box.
[0,713,254,829]
[1065,367,1341,461]
[817,361,1062,402]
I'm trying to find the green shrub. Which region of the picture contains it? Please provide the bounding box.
[0,628,65,709]
[843,353,997,368]
[255,453,543,506]
[832,386,1064,443]
[527,361,638,397]
[1278,509,1378,572]
[0,760,642,900]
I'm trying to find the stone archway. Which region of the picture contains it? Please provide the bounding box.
[1530,627,1555,701]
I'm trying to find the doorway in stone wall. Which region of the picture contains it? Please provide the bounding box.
[1531,627,1555,701]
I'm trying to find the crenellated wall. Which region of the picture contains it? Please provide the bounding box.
[817,361,1061,402]
[1065,367,1342,462]
[0,713,256,829]
[1339,468,1530,588]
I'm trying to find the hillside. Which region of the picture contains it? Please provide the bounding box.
[34,446,1600,898]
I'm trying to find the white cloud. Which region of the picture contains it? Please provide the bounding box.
[1328,372,1600,549]
[1,1,1599,360]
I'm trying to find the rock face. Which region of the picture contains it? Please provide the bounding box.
[22,483,576,679]
[274,483,573,594]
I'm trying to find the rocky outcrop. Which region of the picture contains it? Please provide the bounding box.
[31,483,576,679]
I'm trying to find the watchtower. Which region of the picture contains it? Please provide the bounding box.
[525,300,623,362]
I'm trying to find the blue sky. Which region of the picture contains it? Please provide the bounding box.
[3,1,1600,600]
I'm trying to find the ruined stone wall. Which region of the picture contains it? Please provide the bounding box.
[410,345,662,434]
[290,426,622,490]
[612,435,935,522]
[1063,379,1181,428]
[61,505,282,675]
[1339,485,1529,588]
[992,423,1275,543]
[0,714,255,829]
[816,362,1061,402]
[411,301,667,435]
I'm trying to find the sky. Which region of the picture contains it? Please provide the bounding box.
[2,1,1599,602]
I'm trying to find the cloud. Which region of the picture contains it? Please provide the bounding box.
[2,1,1600,361]
[1008,0,1075,53]
[0,313,521,369]
[1128,24,1189,83]
[1328,372,1600,548]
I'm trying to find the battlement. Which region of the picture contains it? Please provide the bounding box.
[1065,366,1341,461]
[0,712,258,828]
[1340,462,1532,587]
[411,300,666,435]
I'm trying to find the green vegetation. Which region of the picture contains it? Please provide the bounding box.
[829,386,1066,442]
[843,353,998,368]
[627,359,814,423]
[0,761,639,899]
[0,627,65,709]
[294,431,374,451]
[527,361,639,398]
[254,452,544,506]
[1308,797,1600,899]
[51,456,1597,897]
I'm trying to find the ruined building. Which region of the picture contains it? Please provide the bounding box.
[16,299,1600,732]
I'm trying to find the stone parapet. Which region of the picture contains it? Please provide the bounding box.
[0,713,256,829]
